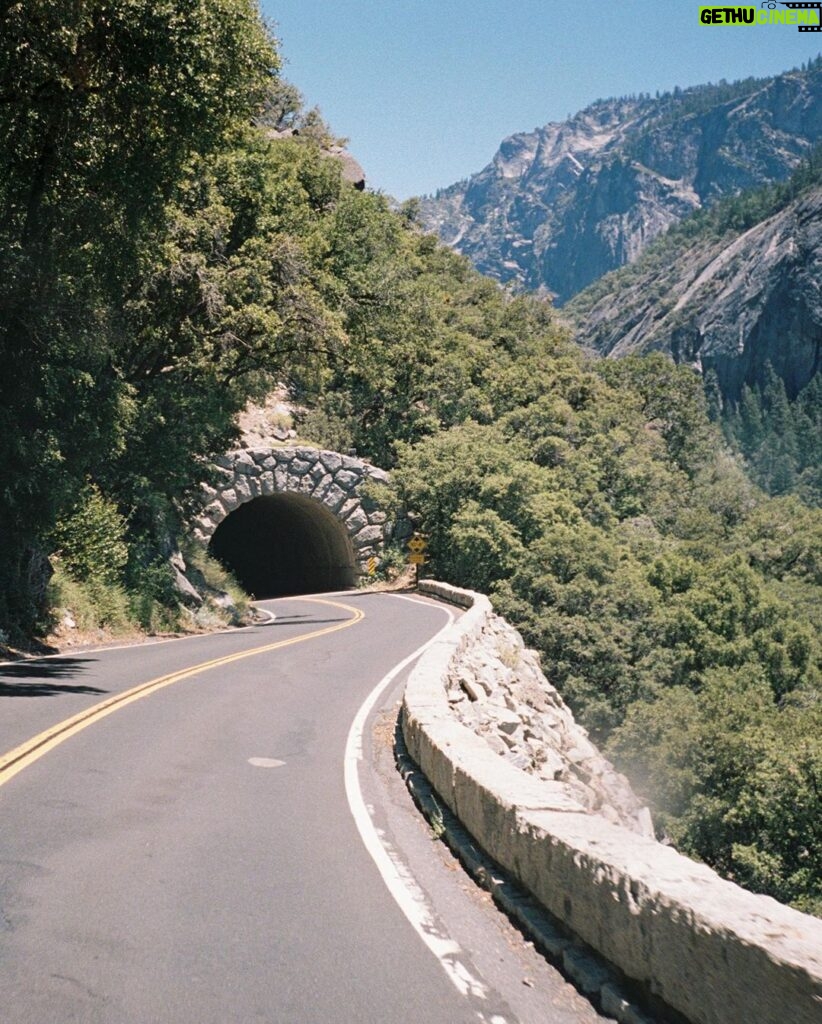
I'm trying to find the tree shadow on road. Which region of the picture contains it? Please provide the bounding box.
[0,658,107,698]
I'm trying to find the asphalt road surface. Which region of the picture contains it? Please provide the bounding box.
[0,592,613,1024]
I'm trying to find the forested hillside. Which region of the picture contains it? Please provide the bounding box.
[0,3,819,915]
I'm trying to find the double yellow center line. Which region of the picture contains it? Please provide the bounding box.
[0,597,364,789]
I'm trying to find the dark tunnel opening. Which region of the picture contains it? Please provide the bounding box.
[208,494,357,598]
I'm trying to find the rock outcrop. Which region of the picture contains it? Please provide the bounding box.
[445,608,653,836]
[266,127,365,190]
[566,184,822,400]
[419,63,822,304]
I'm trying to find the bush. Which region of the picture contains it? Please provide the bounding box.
[46,562,133,635]
[181,541,252,623]
[49,484,128,587]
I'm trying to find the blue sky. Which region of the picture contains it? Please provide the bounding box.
[260,1,822,199]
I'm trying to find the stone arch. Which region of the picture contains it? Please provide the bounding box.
[191,447,396,596]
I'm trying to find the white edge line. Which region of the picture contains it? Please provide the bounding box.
[0,602,280,668]
[343,595,491,1002]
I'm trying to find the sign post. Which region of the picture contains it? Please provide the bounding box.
[406,532,428,585]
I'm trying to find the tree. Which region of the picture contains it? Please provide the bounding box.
[596,354,716,477]
[703,369,723,422]
[752,367,799,495]
[0,0,278,633]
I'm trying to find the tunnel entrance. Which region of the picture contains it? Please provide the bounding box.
[208,493,357,598]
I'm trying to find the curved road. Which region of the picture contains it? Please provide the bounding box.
[0,592,612,1024]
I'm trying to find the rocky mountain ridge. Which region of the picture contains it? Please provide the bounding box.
[564,176,822,400]
[418,61,822,304]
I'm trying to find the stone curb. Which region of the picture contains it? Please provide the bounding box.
[395,722,664,1024]
[403,581,822,1024]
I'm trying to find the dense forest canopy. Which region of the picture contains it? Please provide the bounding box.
[0,0,283,628]
[0,3,819,914]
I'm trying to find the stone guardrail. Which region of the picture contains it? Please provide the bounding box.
[402,581,822,1024]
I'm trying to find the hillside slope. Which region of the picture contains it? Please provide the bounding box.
[564,179,822,401]
[418,61,822,304]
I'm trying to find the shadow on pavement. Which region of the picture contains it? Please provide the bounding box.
[0,681,109,698]
[0,658,106,698]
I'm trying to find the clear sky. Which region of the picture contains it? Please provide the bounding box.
[259,0,822,200]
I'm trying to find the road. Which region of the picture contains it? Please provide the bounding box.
[0,592,612,1024]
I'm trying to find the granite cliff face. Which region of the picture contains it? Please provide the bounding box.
[419,63,822,304]
[565,183,822,400]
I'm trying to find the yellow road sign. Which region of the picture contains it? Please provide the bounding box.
[407,553,427,565]
[367,557,377,575]
[407,534,428,553]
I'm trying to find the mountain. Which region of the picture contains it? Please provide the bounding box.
[418,60,822,305]
[564,157,822,402]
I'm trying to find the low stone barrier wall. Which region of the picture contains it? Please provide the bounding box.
[403,581,822,1024]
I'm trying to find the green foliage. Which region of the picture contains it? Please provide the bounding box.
[447,502,526,593]
[387,340,821,912]
[610,670,822,912]
[729,705,822,915]
[181,540,252,621]
[724,369,821,505]
[257,78,338,144]
[47,563,134,636]
[0,2,818,915]
[49,484,128,588]
[596,354,715,477]
[297,402,357,453]
[292,200,573,465]
[0,0,279,631]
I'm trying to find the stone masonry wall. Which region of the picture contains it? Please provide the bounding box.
[191,446,397,569]
[403,581,822,1024]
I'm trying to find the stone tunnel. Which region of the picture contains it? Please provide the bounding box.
[191,447,398,598]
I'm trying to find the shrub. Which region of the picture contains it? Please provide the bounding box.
[49,484,128,587]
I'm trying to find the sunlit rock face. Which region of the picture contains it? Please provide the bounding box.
[419,65,822,304]
[566,186,822,401]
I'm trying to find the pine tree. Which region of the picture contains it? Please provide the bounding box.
[737,385,765,460]
[703,369,723,422]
